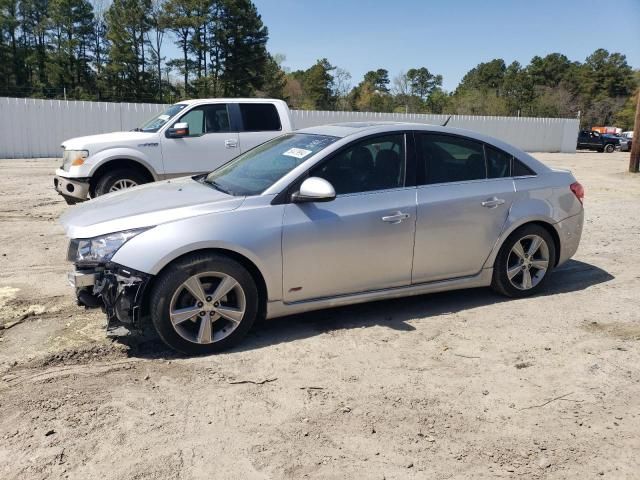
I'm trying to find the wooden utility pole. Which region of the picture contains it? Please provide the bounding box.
[629,89,640,173]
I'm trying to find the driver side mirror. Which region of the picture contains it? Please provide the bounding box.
[166,122,189,138]
[291,177,336,203]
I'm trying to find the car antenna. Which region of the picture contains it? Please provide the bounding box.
[441,115,452,127]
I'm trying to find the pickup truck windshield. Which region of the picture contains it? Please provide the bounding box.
[138,104,188,132]
[204,133,338,196]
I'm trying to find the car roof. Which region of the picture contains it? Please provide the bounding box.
[297,121,416,138]
[175,98,285,106]
[297,122,514,148]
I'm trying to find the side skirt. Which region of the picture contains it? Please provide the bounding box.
[266,268,494,319]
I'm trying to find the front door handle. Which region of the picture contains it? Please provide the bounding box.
[382,212,410,224]
[481,197,506,208]
[225,139,238,148]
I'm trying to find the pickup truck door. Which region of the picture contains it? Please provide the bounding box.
[588,132,602,149]
[233,103,286,153]
[160,103,240,177]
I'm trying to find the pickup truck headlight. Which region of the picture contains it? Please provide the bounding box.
[62,150,89,170]
[75,228,149,264]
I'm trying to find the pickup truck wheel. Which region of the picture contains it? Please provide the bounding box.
[149,253,259,355]
[604,144,615,153]
[94,168,148,196]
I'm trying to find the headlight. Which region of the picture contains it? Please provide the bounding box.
[62,150,89,170]
[75,228,149,264]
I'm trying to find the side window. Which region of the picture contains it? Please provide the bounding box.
[513,158,536,176]
[177,107,205,136]
[203,104,230,133]
[310,134,406,195]
[418,134,486,184]
[485,146,512,178]
[240,103,281,132]
[174,104,230,136]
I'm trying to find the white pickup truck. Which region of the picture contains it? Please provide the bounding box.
[54,98,293,203]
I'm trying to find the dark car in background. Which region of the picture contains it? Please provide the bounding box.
[577,130,620,153]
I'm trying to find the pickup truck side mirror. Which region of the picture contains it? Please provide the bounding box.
[291,177,336,203]
[166,122,189,138]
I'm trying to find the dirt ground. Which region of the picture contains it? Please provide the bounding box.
[0,152,639,479]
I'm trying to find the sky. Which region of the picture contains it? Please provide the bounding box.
[252,0,640,91]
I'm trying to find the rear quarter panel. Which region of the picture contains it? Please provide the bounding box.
[482,169,583,268]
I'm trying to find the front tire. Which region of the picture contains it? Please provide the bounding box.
[94,168,149,197]
[149,253,259,355]
[491,225,556,298]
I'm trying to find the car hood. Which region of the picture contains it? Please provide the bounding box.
[60,176,245,239]
[62,131,158,151]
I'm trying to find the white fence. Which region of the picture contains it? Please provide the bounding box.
[292,110,580,154]
[0,97,579,158]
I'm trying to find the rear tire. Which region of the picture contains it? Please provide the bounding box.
[491,224,556,298]
[94,168,149,197]
[149,253,259,355]
[604,143,615,153]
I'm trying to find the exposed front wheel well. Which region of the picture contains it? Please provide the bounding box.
[142,248,268,322]
[89,159,155,196]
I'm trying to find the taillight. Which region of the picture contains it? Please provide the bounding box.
[570,182,584,204]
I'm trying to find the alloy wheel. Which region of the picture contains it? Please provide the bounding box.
[109,179,138,191]
[169,271,246,344]
[506,234,550,291]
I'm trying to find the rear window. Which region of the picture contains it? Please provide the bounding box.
[240,103,282,132]
[418,133,486,184]
[513,159,536,176]
[485,146,512,179]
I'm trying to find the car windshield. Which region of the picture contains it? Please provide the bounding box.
[138,104,188,132]
[204,133,338,196]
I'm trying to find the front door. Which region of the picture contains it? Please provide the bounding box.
[412,133,515,283]
[282,133,416,302]
[160,103,240,177]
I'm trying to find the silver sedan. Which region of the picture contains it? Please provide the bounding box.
[62,122,584,355]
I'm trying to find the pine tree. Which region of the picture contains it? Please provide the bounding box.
[164,0,196,96]
[217,0,268,97]
[104,0,152,101]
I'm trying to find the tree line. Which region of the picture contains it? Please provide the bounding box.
[1,0,637,128]
[287,52,638,129]
[0,0,279,102]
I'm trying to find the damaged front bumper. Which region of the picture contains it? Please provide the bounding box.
[69,263,152,330]
[54,174,91,204]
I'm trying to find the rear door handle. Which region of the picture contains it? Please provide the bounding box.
[382,212,410,224]
[481,197,506,208]
[225,139,238,148]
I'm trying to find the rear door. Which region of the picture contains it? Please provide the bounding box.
[412,133,516,283]
[160,103,240,176]
[234,103,283,153]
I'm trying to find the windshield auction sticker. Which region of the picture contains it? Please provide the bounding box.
[283,148,312,159]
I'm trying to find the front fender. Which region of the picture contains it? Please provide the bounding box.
[111,198,284,301]
[85,147,161,179]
